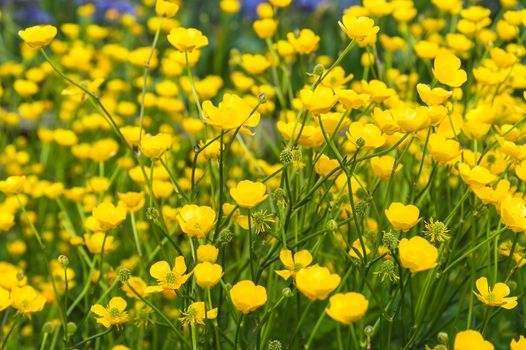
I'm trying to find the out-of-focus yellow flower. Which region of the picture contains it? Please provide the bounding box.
[194,262,223,288]
[511,336,526,350]
[167,27,208,53]
[0,287,11,311]
[473,276,517,309]
[0,176,26,194]
[500,197,526,232]
[0,212,15,231]
[230,180,268,208]
[269,0,292,7]
[370,155,402,180]
[295,265,340,300]
[220,0,241,13]
[286,29,320,55]
[427,133,461,164]
[275,249,312,280]
[385,202,420,232]
[339,16,379,43]
[202,93,261,131]
[454,330,494,350]
[92,202,127,231]
[433,52,467,87]
[326,292,368,324]
[18,25,57,48]
[117,192,145,212]
[398,236,438,273]
[230,280,267,314]
[146,256,191,294]
[197,244,219,263]
[91,297,129,328]
[155,0,179,17]
[176,204,216,238]
[140,133,173,159]
[83,232,116,254]
[11,286,46,315]
[253,18,277,39]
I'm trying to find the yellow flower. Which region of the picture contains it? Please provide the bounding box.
[90,297,129,329]
[197,244,219,263]
[194,262,223,288]
[454,330,494,350]
[300,86,338,115]
[176,204,216,238]
[314,154,340,177]
[416,84,452,106]
[473,276,518,309]
[458,163,497,188]
[117,192,145,212]
[155,0,179,17]
[348,239,371,259]
[11,286,46,315]
[392,107,430,133]
[339,15,379,42]
[140,133,173,159]
[230,180,268,209]
[275,249,313,280]
[511,336,526,350]
[326,292,368,325]
[0,176,26,194]
[398,236,438,273]
[18,25,57,48]
[83,232,116,254]
[346,122,385,152]
[240,54,271,75]
[146,256,191,293]
[253,18,278,39]
[385,202,420,232]
[286,29,320,55]
[295,265,341,300]
[0,212,15,232]
[122,277,147,299]
[0,287,11,312]
[180,302,218,326]
[92,202,127,231]
[427,133,461,164]
[202,93,261,131]
[370,155,402,180]
[500,197,526,232]
[269,0,292,7]
[432,52,467,87]
[220,0,241,13]
[167,27,208,53]
[337,89,370,110]
[120,126,145,146]
[230,280,267,314]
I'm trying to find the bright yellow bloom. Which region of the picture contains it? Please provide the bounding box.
[326,292,368,325]
[167,27,208,53]
[0,212,15,231]
[117,192,145,212]
[300,86,339,115]
[180,302,218,326]
[176,204,216,238]
[458,163,497,188]
[275,249,313,280]
[0,176,26,194]
[140,133,173,159]
[473,277,518,309]
[0,287,10,311]
[339,15,379,42]
[253,18,278,39]
[11,286,46,315]
[91,297,129,328]
[194,262,223,288]
[18,25,57,48]
[511,336,526,350]
[392,107,430,133]
[146,256,191,293]
[269,0,292,7]
[433,52,467,87]
[295,265,341,300]
[385,202,420,232]
[197,244,219,263]
[416,84,452,106]
[346,122,385,152]
[155,0,179,17]
[454,330,494,350]
[220,0,241,13]
[428,133,461,164]
[286,29,320,55]
[398,236,438,273]
[230,280,267,314]
[202,93,261,131]
[500,197,526,232]
[92,202,127,231]
[83,232,115,254]
[230,180,268,209]
[370,155,402,180]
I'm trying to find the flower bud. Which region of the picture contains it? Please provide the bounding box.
[66,322,77,337]
[42,322,54,334]
[364,325,375,337]
[258,92,267,104]
[117,267,131,284]
[437,332,449,344]
[268,340,282,350]
[58,255,69,267]
[282,287,294,298]
[313,64,325,76]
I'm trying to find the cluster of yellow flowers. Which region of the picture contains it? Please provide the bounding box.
[1,0,526,348]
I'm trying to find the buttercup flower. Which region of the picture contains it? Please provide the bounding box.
[454,330,494,350]
[146,256,192,293]
[326,292,368,325]
[473,277,518,309]
[91,297,129,328]
[385,202,420,232]
[0,176,26,194]
[511,336,526,350]
[92,202,127,231]
[230,180,268,209]
[230,280,267,314]
[176,205,216,238]
[499,197,526,232]
[194,262,223,288]
[433,52,467,87]
[11,286,46,315]
[197,244,219,263]
[295,265,341,300]
[155,0,179,17]
[398,236,438,273]
[18,25,57,48]
[202,93,261,131]
[339,16,379,42]
[167,27,208,53]
[275,249,313,280]
[300,86,339,115]
[140,133,173,159]
[180,302,218,326]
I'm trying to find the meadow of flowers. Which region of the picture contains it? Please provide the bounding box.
[1,0,526,349]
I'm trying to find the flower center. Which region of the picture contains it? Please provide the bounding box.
[166,272,178,285]
[109,307,120,318]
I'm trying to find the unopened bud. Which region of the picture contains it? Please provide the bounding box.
[66,322,77,337]
[282,287,294,298]
[437,332,449,344]
[58,255,69,267]
[258,92,267,104]
[117,267,131,284]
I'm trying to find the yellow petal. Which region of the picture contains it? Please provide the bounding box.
[150,260,171,280]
